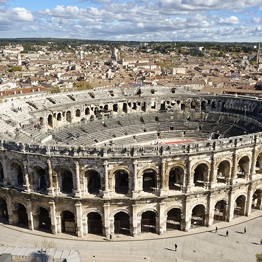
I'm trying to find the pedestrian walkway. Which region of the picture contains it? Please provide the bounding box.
[0,210,261,262]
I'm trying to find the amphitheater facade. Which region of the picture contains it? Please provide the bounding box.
[0,85,262,238]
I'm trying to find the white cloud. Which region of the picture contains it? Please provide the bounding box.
[218,16,239,25]
[252,17,261,23]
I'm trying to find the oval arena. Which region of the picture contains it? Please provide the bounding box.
[0,85,262,238]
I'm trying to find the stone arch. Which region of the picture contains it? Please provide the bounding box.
[217,160,231,183]
[39,117,44,126]
[85,169,101,195]
[113,169,129,195]
[59,168,74,194]
[113,104,118,112]
[140,210,157,233]
[31,165,48,192]
[75,109,81,117]
[166,207,182,231]
[10,161,24,187]
[252,188,262,210]
[234,195,246,217]
[237,156,250,179]
[47,114,53,128]
[61,210,76,234]
[15,203,28,228]
[142,168,157,193]
[57,112,62,121]
[85,107,90,115]
[0,197,8,222]
[36,207,51,232]
[0,161,4,183]
[66,111,72,123]
[168,166,184,191]
[114,211,130,235]
[201,100,207,111]
[122,103,128,114]
[87,212,103,235]
[213,200,227,222]
[193,162,209,187]
[191,204,206,228]
[255,152,262,174]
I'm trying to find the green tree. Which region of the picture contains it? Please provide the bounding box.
[257,253,262,262]
[8,66,22,72]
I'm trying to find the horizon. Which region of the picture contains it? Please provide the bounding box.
[0,0,261,42]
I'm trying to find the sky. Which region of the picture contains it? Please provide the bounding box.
[0,0,262,42]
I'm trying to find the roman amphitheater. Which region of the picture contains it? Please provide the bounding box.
[0,85,262,239]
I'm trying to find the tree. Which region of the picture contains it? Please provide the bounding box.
[257,254,262,262]
[8,66,22,72]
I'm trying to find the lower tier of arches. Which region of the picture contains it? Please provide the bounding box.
[0,183,261,238]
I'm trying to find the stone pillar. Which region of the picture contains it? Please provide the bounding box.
[160,160,167,196]
[74,161,82,197]
[246,184,253,216]
[207,194,213,226]
[103,202,110,238]
[23,160,30,192]
[158,202,166,234]
[227,190,234,222]
[231,151,238,184]
[5,195,14,225]
[49,200,58,234]
[186,158,193,191]
[132,204,138,237]
[47,159,54,195]
[250,145,257,179]
[2,157,8,186]
[209,154,216,188]
[103,161,110,199]
[75,201,83,237]
[184,198,191,231]
[27,201,34,230]
[132,160,139,198]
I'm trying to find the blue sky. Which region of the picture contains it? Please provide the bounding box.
[0,0,262,41]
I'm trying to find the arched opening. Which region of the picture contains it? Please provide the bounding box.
[57,112,62,121]
[47,114,53,128]
[85,107,90,115]
[0,198,8,222]
[86,170,101,195]
[123,103,127,113]
[114,212,130,235]
[234,195,246,217]
[252,189,262,210]
[66,111,72,123]
[0,162,4,183]
[169,167,183,190]
[191,205,205,228]
[211,101,216,109]
[34,166,47,192]
[201,101,207,111]
[11,162,24,187]
[255,153,262,174]
[16,204,28,228]
[39,117,44,126]
[217,160,230,183]
[237,156,249,179]
[166,208,182,231]
[61,169,73,194]
[113,104,118,112]
[193,163,208,187]
[87,212,103,235]
[75,109,81,117]
[142,169,157,193]
[141,211,157,233]
[214,200,227,222]
[38,207,51,232]
[61,211,76,234]
[115,170,129,194]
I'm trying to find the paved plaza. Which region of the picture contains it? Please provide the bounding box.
[0,211,262,262]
